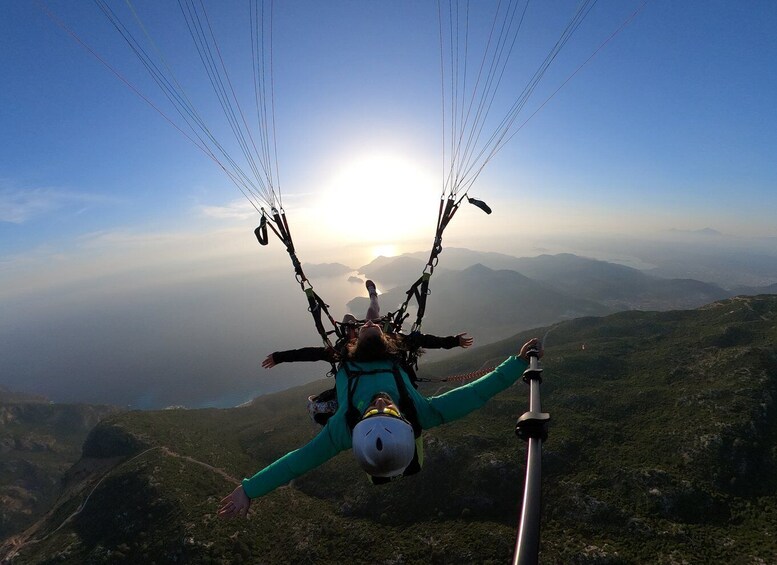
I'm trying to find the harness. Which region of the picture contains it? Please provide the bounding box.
[341,359,421,437]
[256,208,343,376]
[305,348,420,426]
[341,359,423,483]
[256,194,491,378]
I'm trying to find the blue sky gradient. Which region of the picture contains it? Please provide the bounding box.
[2,0,777,407]
[4,1,775,266]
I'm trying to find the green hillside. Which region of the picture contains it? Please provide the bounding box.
[4,296,776,564]
[350,263,609,344]
[0,397,120,542]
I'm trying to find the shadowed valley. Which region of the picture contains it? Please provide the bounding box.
[3,295,776,563]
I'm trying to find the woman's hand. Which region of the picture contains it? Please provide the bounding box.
[218,485,251,519]
[261,354,276,369]
[456,333,474,348]
[519,338,543,362]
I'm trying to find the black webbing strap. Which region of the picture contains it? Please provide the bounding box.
[342,361,395,431]
[388,198,458,336]
[390,193,491,336]
[390,363,422,438]
[254,215,269,245]
[304,287,335,340]
[255,208,343,356]
[343,362,361,432]
[342,360,421,437]
[341,360,424,484]
[467,195,492,214]
[412,274,432,331]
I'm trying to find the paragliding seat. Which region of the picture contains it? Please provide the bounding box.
[307,388,337,425]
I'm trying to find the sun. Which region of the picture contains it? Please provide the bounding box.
[371,244,398,259]
[317,153,440,244]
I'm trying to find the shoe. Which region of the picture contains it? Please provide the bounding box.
[365,279,377,294]
[341,314,358,338]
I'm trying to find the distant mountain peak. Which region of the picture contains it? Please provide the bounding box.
[462,262,491,273]
[668,227,723,236]
[301,262,353,277]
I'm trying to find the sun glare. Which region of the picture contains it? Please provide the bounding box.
[371,244,398,259]
[317,154,439,243]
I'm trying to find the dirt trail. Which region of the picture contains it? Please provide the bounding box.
[0,446,238,563]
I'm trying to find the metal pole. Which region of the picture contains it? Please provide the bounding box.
[513,352,550,565]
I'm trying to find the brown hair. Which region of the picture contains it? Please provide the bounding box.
[346,333,404,362]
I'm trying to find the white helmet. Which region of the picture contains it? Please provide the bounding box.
[352,415,416,478]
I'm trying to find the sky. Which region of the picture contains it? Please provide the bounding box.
[2,1,777,407]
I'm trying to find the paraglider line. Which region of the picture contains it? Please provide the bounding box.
[502,0,650,150]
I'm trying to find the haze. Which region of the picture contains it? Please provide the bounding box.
[2,2,776,407]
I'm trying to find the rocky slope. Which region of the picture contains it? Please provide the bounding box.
[0,394,120,543]
[4,295,777,563]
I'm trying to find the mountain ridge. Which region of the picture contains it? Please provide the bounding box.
[350,254,731,345]
[0,397,121,543]
[358,251,732,310]
[4,295,776,563]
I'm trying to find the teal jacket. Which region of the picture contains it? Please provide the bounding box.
[242,355,527,498]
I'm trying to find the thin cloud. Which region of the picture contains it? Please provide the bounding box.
[198,199,258,220]
[0,184,119,224]
[196,191,317,221]
[75,229,195,248]
[0,223,277,301]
